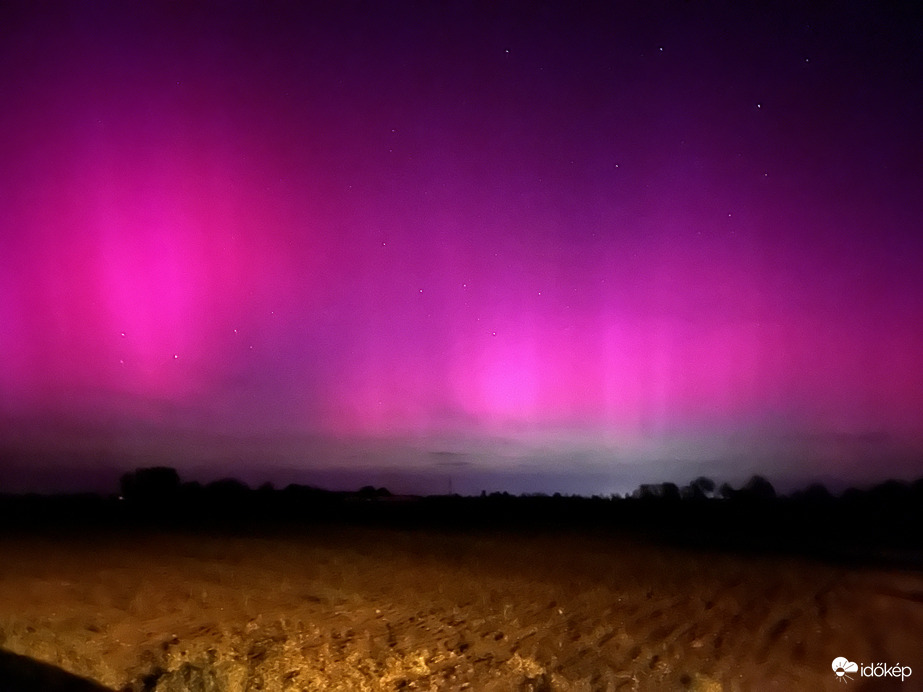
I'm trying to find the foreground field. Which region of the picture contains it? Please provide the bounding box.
[0,526,920,691]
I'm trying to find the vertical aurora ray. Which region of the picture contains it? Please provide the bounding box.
[1,1,921,493]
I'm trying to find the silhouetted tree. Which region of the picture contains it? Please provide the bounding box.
[867,479,911,504]
[692,476,716,496]
[178,480,204,504]
[120,467,181,504]
[796,482,833,504]
[660,482,681,502]
[865,479,913,524]
[204,478,250,504]
[739,475,776,502]
[632,482,681,501]
[359,485,392,499]
[718,482,736,500]
[912,477,923,497]
[681,476,717,500]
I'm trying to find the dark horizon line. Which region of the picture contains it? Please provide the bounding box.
[3,465,922,502]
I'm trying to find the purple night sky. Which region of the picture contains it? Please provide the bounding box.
[1,1,921,496]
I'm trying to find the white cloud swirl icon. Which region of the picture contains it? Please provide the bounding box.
[833,657,859,682]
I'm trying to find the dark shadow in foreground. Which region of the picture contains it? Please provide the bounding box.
[0,649,114,692]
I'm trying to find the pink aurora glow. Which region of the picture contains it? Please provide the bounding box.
[1,2,921,493]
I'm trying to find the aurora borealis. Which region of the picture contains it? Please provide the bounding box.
[1,1,921,495]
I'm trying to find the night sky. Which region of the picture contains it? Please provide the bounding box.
[2,1,921,496]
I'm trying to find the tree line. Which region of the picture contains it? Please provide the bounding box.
[0,466,920,568]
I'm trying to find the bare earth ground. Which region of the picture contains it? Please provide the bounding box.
[0,527,920,691]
